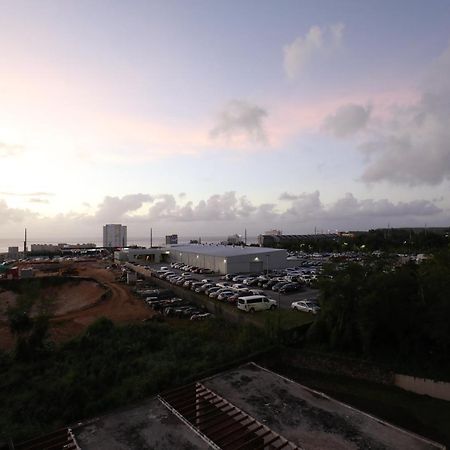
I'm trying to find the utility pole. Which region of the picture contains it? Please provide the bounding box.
[23,228,27,256]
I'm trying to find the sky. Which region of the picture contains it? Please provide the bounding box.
[1,0,450,240]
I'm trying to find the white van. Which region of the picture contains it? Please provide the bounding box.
[237,295,277,313]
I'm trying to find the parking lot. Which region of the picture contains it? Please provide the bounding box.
[125,261,320,313]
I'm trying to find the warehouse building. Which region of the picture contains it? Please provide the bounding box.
[114,248,170,265]
[167,244,287,274]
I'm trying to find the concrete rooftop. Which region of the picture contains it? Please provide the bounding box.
[73,363,444,450]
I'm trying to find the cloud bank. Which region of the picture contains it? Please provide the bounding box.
[0,191,444,238]
[323,44,450,186]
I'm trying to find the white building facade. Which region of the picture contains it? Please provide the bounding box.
[103,224,127,248]
[168,244,287,274]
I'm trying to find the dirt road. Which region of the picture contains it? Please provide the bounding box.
[0,261,154,350]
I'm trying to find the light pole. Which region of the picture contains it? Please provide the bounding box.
[265,254,269,276]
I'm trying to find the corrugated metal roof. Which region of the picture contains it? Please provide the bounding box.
[167,244,285,258]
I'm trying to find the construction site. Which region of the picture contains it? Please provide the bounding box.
[0,258,153,350]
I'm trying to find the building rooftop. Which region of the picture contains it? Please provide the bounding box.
[168,244,285,258]
[70,363,443,450]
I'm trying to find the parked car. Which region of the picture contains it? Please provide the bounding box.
[205,286,221,296]
[249,289,264,295]
[222,273,237,281]
[279,283,302,294]
[262,279,278,289]
[232,275,248,282]
[217,291,235,301]
[190,282,205,291]
[271,281,290,292]
[237,295,277,313]
[209,288,231,299]
[291,300,320,314]
[196,283,214,293]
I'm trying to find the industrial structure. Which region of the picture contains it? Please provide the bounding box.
[168,244,287,274]
[165,234,178,245]
[114,248,170,265]
[103,224,127,248]
[7,247,19,259]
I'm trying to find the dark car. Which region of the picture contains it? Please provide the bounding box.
[262,279,278,289]
[272,281,289,292]
[279,282,302,294]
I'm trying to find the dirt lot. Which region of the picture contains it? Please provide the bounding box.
[0,260,154,350]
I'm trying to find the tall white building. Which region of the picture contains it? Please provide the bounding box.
[103,224,127,248]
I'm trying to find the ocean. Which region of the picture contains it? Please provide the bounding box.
[0,236,259,253]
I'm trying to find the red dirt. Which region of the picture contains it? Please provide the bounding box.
[0,261,154,351]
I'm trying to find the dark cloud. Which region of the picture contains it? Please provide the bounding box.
[210,100,268,143]
[323,103,372,137]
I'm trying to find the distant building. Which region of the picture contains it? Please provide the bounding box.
[114,248,170,265]
[258,233,338,248]
[265,229,282,236]
[7,247,19,259]
[227,234,242,245]
[165,234,178,245]
[168,244,287,274]
[103,224,127,248]
[59,243,96,249]
[30,244,60,254]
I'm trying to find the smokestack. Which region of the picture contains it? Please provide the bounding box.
[244,228,247,245]
[150,228,153,248]
[24,228,27,255]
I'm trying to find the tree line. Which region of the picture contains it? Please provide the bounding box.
[279,228,450,254]
[308,250,450,378]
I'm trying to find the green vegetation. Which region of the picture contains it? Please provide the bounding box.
[279,228,450,253]
[308,251,450,379]
[0,318,272,443]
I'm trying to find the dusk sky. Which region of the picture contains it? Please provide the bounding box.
[1,0,450,240]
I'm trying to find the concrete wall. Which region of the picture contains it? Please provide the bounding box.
[394,374,450,401]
